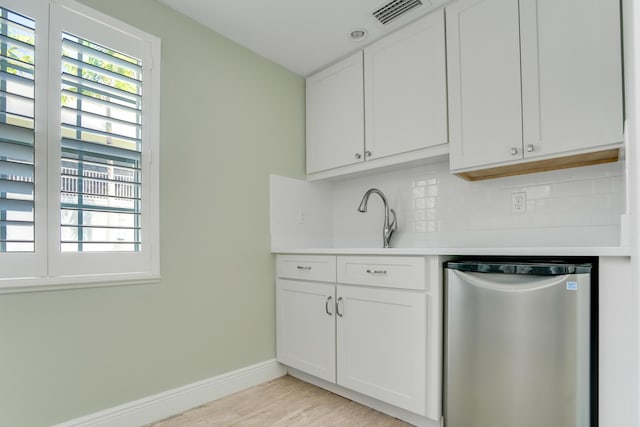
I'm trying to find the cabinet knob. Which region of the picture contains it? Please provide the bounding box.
[336,297,344,317]
[355,153,362,159]
[296,266,312,270]
[511,147,518,156]
[365,150,372,158]
[527,144,534,153]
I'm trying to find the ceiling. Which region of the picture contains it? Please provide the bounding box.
[157,0,449,76]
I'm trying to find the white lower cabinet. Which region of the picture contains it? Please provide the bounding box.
[276,255,442,422]
[336,285,427,415]
[276,280,335,382]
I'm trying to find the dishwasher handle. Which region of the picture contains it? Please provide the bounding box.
[449,269,572,292]
[446,260,591,275]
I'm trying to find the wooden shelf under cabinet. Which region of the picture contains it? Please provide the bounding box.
[455,148,620,181]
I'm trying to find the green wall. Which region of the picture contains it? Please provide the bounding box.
[0,1,305,425]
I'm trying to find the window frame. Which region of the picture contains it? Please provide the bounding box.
[0,0,160,293]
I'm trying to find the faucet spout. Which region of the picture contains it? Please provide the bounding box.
[357,188,397,248]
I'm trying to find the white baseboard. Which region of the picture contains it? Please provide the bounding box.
[54,359,287,427]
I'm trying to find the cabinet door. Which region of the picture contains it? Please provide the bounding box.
[364,9,447,160]
[519,0,623,158]
[276,280,336,382]
[306,52,364,174]
[446,0,523,170]
[336,285,427,416]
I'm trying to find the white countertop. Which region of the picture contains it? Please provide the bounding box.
[272,246,631,257]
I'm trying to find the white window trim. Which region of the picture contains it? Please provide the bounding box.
[0,0,161,293]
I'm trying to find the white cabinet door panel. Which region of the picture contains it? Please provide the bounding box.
[519,0,623,157]
[276,280,336,382]
[306,52,364,174]
[446,0,523,170]
[364,9,448,160]
[336,285,427,416]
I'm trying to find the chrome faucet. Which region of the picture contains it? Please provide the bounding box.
[357,188,397,248]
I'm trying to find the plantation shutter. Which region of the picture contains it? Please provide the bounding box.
[59,32,143,252]
[0,7,35,253]
[0,1,159,285]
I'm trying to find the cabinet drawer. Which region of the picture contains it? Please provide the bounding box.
[337,256,426,291]
[277,255,336,282]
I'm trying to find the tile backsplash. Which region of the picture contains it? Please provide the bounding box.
[270,175,334,248]
[271,159,626,249]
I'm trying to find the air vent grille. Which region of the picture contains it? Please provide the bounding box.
[372,0,423,25]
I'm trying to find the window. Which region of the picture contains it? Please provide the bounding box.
[0,0,160,291]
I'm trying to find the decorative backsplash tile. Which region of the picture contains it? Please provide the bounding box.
[270,159,625,249]
[269,175,334,249]
[330,159,625,248]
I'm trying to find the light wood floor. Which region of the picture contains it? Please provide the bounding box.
[148,375,413,426]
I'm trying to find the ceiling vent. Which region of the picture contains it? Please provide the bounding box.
[372,0,423,25]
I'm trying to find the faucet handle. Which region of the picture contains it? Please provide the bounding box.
[389,208,397,231]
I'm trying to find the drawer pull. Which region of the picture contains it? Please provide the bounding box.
[296,266,312,270]
[366,269,388,275]
[325,296,333,316]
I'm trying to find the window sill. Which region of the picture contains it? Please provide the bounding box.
[0,272,161,294]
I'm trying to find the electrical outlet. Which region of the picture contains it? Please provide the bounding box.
[296,208,305,224]
[512,192,526,213]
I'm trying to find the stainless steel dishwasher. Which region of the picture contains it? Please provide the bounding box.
[444,260,592,427]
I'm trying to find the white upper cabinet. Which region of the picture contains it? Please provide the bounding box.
[306,52,364,175]
[447,0,623,175]
[364,9,448,160]
[446,0,523,170]
[519,0,623,157]
[306,10,448,180]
